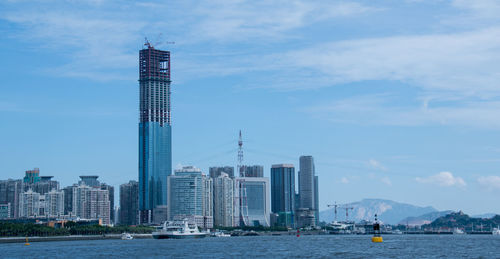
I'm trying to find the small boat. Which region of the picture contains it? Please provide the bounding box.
[453,228,465,235]
[212,232,231,237]
[493,228,500,235]
[153,219,208,239]
[121,233,133,240]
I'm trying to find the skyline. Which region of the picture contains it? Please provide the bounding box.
[1,1,500,215]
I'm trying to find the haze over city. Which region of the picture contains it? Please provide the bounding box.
[2,0,500,217]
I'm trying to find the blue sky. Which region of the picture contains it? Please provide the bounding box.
[1,0,500,215]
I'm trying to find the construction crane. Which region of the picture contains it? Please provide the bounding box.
[344,205,354,222]
[327,202,339,222]
[144,34,175,49]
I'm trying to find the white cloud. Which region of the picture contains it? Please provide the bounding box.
[368,159,387,171]
[340,177,349,184]
[477,176,500,190]
[284,27,500,97]
[307,94,500,128]
[416,172,466,187]
[380,176,392,186]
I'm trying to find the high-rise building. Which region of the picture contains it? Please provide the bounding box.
[167,166,213,228]
[25,176,60,195]
[19,189,40,218]
[209,166,235,179]
[71,184,111,225]
[0,203,10,219]
[314,175,319,225]
[100,183,115,224]
[23,168,41,184]
[119,180,139,226]
[240,165,264,178]
[297,155,318,227]
[213,173,234,227]
[0,179,23,218]
[138,44,172,223]
[235,177,270,227]
[44,189,64,217]
[270,164,295,227]
[79,175,100,187]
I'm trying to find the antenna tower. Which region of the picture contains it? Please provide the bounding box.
[238,130,245,177]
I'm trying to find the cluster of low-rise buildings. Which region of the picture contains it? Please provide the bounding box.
[0,168,113,225]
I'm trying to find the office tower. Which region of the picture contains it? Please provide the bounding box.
[153,205,168,225]
[119,180,139,225]
[209,166,235,179]
[234,177,270,227]
[203,175,213,225]
[0,179,23,218]
[213,173,234,227]
[19,189,40,218]
[297,155,318,227]
[44,189,64,217]
[23,168,41,184]
[167,166,213,228]
[138,44,172,223]
[271,164,295,227]
[240,165,264,178]
[79,175,100,187]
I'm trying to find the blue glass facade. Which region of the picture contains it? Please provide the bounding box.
[139,122,172,210]
[138,46,172,219]
[271,164,295,227]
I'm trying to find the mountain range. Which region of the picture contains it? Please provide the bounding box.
[319,199,437,225]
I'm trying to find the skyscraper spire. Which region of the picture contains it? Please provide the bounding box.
[238,130,244,177]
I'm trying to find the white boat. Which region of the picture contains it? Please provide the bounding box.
[453,228,465,235]
[212,232,231,237]
[121,233,133,240]
[493,228,500,235]
[153,219,208,239]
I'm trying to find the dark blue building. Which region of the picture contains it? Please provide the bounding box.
[138,43,172,223]
[271,164,295,227]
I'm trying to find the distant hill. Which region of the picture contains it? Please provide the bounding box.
[398,210,454,226]
[423,211,500,230]
[319,199,437,225]
[471,213,497,219]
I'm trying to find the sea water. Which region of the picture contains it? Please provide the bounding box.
[4,235,500,258]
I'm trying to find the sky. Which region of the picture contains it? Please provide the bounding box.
[1,0,500,215]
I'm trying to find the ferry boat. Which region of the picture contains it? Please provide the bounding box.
[152,219,208,239]
[453,228,465,235]
[121,233,133,240]
[493,228,500,235]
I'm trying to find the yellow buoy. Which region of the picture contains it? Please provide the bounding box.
[372,214,383,243]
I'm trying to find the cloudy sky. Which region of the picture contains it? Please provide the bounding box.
[1,0,500,214]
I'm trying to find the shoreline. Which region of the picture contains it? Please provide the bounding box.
[0,234,152,243]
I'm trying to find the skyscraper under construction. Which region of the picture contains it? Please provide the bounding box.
[138,42,172,223]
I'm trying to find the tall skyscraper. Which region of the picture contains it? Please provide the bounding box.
[213,173,234,227]
[138,43,172,223]
[297,155,318,227]
[271,164,295,227]
[120,180,139,226]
